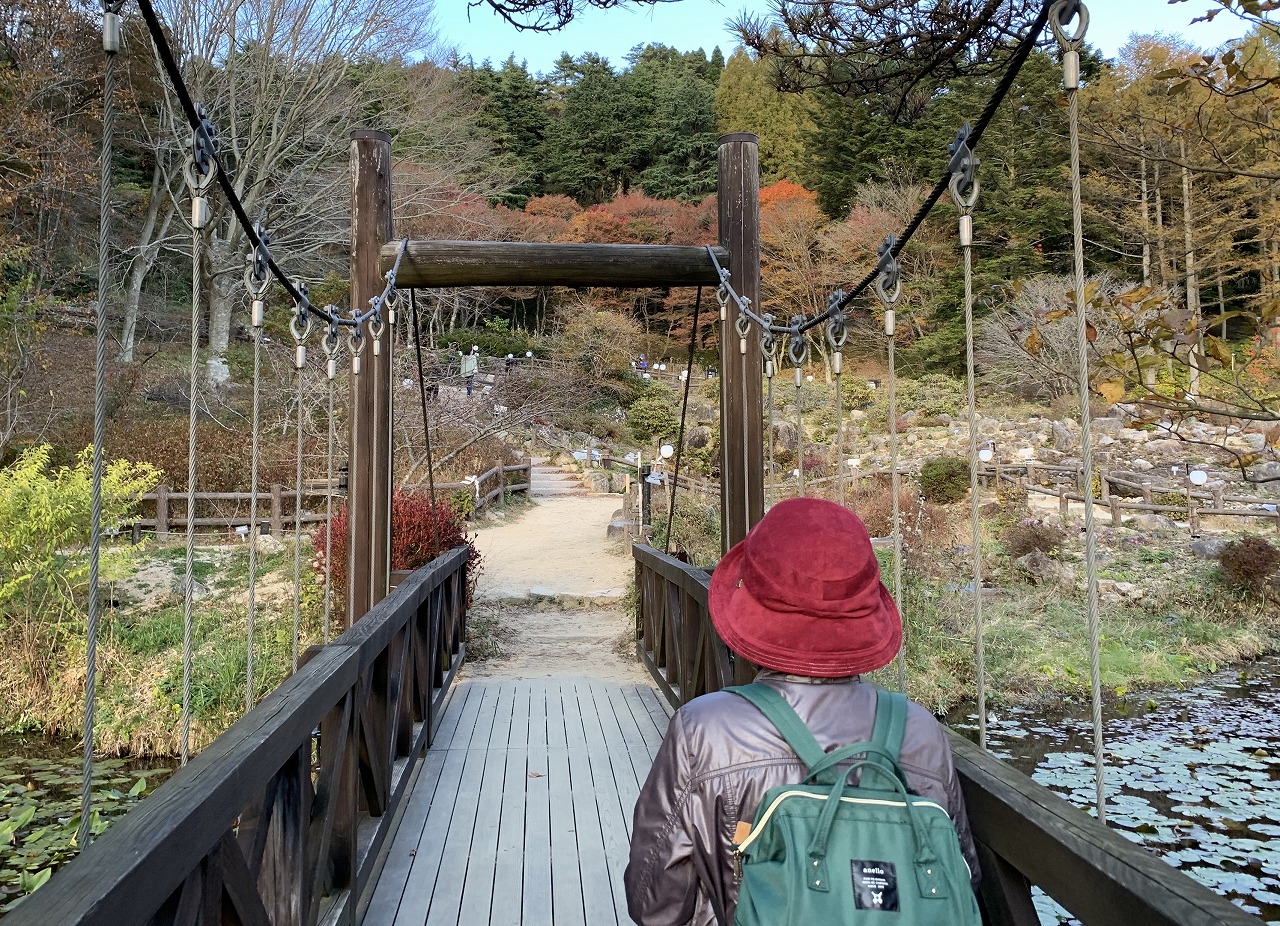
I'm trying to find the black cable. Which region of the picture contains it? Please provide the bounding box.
[664,286,703,556]
[796,0,1059,333]
[134,0,342,326]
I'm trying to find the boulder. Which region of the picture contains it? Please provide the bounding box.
[1091,418,1124,436]
[1015,551,1076,588]
[1098,579,1145,605]
[606,518,636,539]
[1190,538,1229,559]
[1249,461,1280,482]
[1052,421,1078,453]
[254,533,284,555]
[685,426,712,450]
[172,576,212,602]
[1130,458,1154,472]
[1135,513,1178,533]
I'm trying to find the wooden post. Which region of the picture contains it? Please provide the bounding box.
[1141,482,1153,504]
[155,483,169,542]
[717,133,764,552]
[497,461,506,502]
[1110,496,1123,526]
[270,484,284,539]
[1059,490,1070,522]
[1026,463,1038,487]
[347,129,395,623]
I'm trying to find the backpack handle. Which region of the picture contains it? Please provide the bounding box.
[805,758,946,901]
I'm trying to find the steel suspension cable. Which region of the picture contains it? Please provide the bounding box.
[409,291,440,555]
[875,242,907,694]
[1053,0,1107,822]
[951,134,989,750]
[81,0,125,848]
[664,288,703,555]
[291,316,311,671]
[244,300,262,709]
[180,142,215,766]
[323,329,340,645]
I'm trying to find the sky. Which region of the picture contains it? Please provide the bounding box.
[431,0,1262,74]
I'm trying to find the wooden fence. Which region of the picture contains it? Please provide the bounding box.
[631,543,1257,926]
[5,545,470,926]
[130,461,532,541]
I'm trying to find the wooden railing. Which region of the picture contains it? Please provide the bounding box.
[7,546,470,926]
[128,461,532,542]
[631,543,1257,926]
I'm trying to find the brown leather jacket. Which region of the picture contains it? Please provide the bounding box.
[624,672,981,926]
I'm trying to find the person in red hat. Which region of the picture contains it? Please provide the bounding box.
[624,497,980,925]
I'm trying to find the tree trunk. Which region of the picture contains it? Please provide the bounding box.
[1180,139,1201,400]
[205,239,238,384]
[1154,162,1169,289]
[118,192,176,363]
[1139,156,1152,288]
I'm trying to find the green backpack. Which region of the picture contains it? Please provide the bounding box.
[720,683,980,926]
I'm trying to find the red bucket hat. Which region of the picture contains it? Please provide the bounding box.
[708,498,901,678]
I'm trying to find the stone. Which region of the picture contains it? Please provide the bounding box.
[1130,458,1154,472]
[1191,538,1229,559]
[1091,418,1124,436]
[606,518,635,539]
[1052,421,1078,453]
[1135,514,1178,533]
[254,533,284,555]
[1015,550,1076,588]
[172,576,212,602]
[1249,461,1280,482]
[1098,579,1145,605]
[685,425,712,449]
[583,471,611,493]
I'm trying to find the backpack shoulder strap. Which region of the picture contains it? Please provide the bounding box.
[725,683,827,775]
[867,688,909,785]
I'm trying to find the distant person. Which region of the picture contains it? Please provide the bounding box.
[625,498,980,925]
[460,345,479,396]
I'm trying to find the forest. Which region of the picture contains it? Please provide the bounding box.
[4,0,1278,402]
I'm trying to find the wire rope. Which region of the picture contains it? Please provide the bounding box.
[323,327,340,644]
[874,242,907,694]
[664,288,703,555]
[291,311,311,671]
[180,139,215,766]
[244,231,269,709]
[951,131,989,750]
[81,0,125,847]
[1052,0,1107,822]
[409,291,441,554]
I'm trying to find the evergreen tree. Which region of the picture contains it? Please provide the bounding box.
[715,46,814,184]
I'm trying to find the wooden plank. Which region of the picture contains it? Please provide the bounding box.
[386,685,487,924]
[424,688,502,923]
[575,683,634,923]
[489,733,529,925]
[567,740,617,925]
[385,240,728,289]
[526,680,549,749]
[546,727,586,926]
[455,711,511,926]
[522,744,553,926]
[361,686,466,924]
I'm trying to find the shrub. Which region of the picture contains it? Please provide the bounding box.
[312,491,482,618]
[1001,518,1068,559]
[852,483,951,569]
[919,456,971,504]
[1219,536,1280,594]
[626,386,678,444]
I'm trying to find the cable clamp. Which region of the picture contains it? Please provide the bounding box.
[323,322,341,380]
[874,235,903,306]
[947,124,981,212]
[787,317,808,367]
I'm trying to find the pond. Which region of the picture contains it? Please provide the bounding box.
[951,657,1280,924]
[0,735,175,915]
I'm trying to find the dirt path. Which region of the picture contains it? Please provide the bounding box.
[472,494,631,600]
[465,487,648,684]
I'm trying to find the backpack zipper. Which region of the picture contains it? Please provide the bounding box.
[736,791,949,854]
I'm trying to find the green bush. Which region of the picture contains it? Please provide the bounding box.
[439,319,540,360]
[919,456,971,504]
[1219,536,1280,594]
[626,387,679,444]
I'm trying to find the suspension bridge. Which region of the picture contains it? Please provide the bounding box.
[3,0,1272,924]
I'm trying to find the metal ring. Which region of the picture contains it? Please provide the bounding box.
[875,272,903,307]
[290,310,313,343]
[323,324,342,358]
[735,315,752,339]
[787,333,807,367]
[716,285,730,309]
[369,316,386,342]
[183,157,216,195]
[949,169,980,212]
[1048,0,1088,46]
[347,327,364,356]
[826,314,849,350]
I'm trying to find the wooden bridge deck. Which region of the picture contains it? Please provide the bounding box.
[363,678,671,926]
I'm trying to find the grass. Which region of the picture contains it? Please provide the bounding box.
[872,561,1279,715]
[0,539,325,756]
